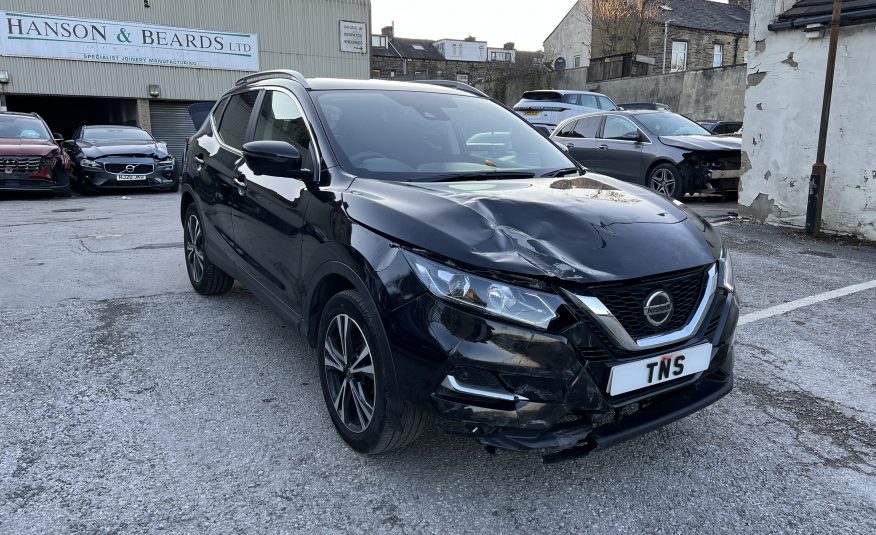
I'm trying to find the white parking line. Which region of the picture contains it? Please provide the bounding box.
[711,220,732,226]
[738,279,876,326]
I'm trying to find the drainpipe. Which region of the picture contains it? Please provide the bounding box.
[662,20,672,73]
[388,37,407,76]
[806,0,843,236]
[733,35,741,64]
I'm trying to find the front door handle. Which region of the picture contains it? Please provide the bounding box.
[193,155,205,172]
[565,143,574,149]
[597,144,609,150]
[233,176,247,190]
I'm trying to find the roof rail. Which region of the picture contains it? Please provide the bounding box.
[235,70,310,89]
[410,80,490,99]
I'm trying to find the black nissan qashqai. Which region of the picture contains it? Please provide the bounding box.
[180,71,737,463]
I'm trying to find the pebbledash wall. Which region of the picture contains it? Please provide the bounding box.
[741,0,876,239]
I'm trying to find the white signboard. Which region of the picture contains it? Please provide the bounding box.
[0,11,259,71]
[339,20,366,53]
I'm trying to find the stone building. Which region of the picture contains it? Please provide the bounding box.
[370,26,542,85]
[546,0,750,77]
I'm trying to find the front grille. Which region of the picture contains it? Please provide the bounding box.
[586,266,708,339]
[104,163,154,174]
[0,156,41,173]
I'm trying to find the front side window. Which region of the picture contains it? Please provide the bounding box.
[671,41,688,72]
[597,96,616,111]
[253,91,315,173]
[311,90,574,181]
[217,91,259,150]
[0,116,50,140]
[602,116,640,140]
[713,44,724,67]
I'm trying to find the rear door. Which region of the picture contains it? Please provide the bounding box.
[231,89,317,314]
[190,90,259,267]
[595,115,646,183]
[554,116,603,168]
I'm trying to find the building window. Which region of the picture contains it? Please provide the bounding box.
[412,44,425,51]
[389,70,396,78]
[456,73,469,83]
[491,51,512,62]
[574,55,581,68]
[371,35,387,48]
[713,44,724,67]
[671,41,688,72]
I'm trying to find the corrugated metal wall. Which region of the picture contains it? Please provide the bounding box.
[0,0,371,101]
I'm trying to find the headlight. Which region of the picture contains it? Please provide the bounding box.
[157,156,175,166]
[720,246,735,292]
[80,158,101,169]
[39,155,57,169]
[404,251,565,329]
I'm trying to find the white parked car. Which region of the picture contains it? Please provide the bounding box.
[513,90,618,131]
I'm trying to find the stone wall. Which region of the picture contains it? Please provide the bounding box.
[591,65,745,120]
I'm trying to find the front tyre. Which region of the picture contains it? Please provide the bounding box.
[649,163,686,200]
[183,204,234,295]
[317,289,427,454]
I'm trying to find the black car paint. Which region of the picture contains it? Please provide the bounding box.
[64,128,178,191]
[181,78,737,460]
[552,111,742,194]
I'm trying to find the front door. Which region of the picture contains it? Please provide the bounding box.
[596,115,645,183]
[231,89,316,315]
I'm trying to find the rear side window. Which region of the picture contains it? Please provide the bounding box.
[217,91,259,150]
[555,121,577,138]
[574,117,602,138]
[597,96,616,110]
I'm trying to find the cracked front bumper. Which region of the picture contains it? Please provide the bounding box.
[384,286,738,461]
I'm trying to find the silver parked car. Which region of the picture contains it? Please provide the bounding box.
[513,90,618,131]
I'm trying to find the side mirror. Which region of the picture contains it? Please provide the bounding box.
[552,139,570,152]
[53,133,64,142]
[242,140,308,179]
[622,131,642,141]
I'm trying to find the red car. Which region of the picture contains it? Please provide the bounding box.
[0,111,71,196]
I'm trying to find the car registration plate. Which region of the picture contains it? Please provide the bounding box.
[606,343,712,396]
[117,174,146,181]
[523,111,540,116]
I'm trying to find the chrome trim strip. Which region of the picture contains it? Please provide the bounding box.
[568,265,718,352]
[441,375,528,402]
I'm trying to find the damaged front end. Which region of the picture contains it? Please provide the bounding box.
[678,151,742,194]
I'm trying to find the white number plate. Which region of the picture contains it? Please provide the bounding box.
[117,174,146,181]
[607,343,712,396]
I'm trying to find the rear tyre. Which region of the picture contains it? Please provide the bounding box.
[317,289,427,454]
[183,204,234,295]
[648,163,686,200]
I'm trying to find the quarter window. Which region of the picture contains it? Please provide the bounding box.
[217,91,258,150]
[253,91,315,173]
[555,121,577,138]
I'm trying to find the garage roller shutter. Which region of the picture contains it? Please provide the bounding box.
[149,101,201,162]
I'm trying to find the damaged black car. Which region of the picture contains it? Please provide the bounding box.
[180,72,738,462]
[64,125,178,193]
[552,110,742,200]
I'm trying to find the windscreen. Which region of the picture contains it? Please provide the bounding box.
[311,89,574,180]
[83,127,154,142]
[0,116,50,140]
[521,91,563,101]
[637,113,711,136]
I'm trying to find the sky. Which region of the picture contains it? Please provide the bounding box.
[370,0,579,52]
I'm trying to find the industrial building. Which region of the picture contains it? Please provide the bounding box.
[0,0,371,159]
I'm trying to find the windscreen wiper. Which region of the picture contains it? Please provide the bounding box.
[540,167,583,178]
[407,171,536,183]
